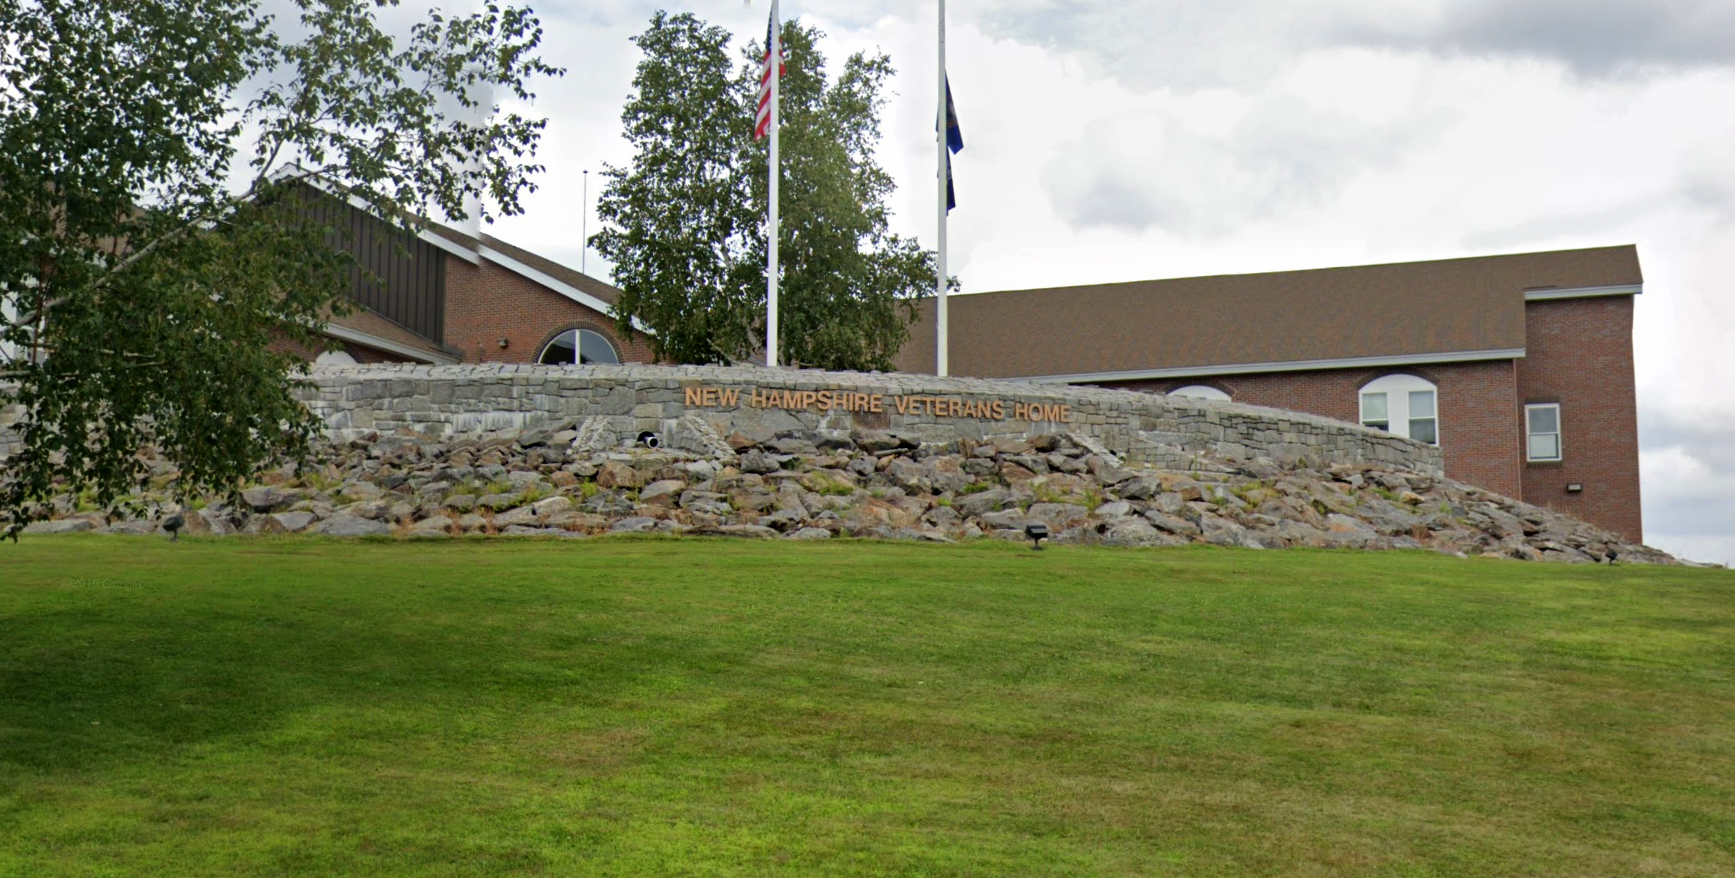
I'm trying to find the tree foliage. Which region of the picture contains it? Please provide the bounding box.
[0,0,561,537]
[594,13,934,370]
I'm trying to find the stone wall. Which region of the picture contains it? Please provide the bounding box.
[290,364,1443,473]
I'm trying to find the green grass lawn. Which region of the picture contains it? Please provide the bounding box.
[2,537,1733,877]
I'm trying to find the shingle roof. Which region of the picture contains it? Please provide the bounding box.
[893,245,1641,379]
[421,222,622,307]
[477,234,621,307]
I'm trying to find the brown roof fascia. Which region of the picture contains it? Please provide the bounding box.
[894,245,1641,379]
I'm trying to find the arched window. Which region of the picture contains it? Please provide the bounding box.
[315,349,358,366]
[1359,374,1438,445]
[538,328,619,365]
[1169,384,1231,402]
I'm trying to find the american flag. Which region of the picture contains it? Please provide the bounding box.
[753,8,787,142]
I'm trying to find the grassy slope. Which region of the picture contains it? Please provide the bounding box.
[1,537,1733,877]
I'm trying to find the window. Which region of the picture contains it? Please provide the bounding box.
[537,328,619,365]
[1359,374,1439,445]
[315,349,358,366]
[1169,385,1230,401]
[1360,391,1389,431]
[1526,403,1561,462]
[1408,389,1437,445]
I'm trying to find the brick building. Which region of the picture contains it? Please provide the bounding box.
[308,193,1643,540]
[313,199,649,369]
[892,246,1645,541]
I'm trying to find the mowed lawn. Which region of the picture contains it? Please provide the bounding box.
[2,538,1734,877]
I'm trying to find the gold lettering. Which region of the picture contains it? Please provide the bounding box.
[801,390,818,409]
[719,388,740,406]
[894,395,914,415]
[1012,402,1027,420]
[991,401,1005,419]
[685,386,702,406]
[704,388,719,406]
[1057,405,1072,423]
[749,388,763,408]
[948,398,962,417]
[870,394,884,413]
[818,390,832,411]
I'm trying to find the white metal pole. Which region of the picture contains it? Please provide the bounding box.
[935,0,948,377]
[766,0,781,369]
[581,169,588,275]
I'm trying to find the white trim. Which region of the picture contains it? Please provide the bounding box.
[1525,402,1563,462]
[1524,283,1641,301]
[478,246,652,333]
[1169,384,1231,402]
[1022,348,1526,384]
[419,229,481,264]
[323,324,459,365]
[536,328,621,366]
[1359,373,1439,446]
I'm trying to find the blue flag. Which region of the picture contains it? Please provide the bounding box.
[944,78,962,211]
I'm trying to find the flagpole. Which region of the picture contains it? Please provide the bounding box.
[766,0,781,369]
[935,0,948,377]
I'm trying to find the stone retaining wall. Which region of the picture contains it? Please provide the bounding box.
[291,364,1443,473]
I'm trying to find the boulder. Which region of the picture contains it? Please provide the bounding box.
[978,508,1028,530]
[532,495,574,518]
[1025,502,1091,530]
[596,460,644,489]
[272,511,318,533]
[494,506,539,527]
[409,516,456,537]
[1103,518,1185,547]
[476,493,519,512]
[241,486,298,513]
[309,514,392,537]
[106,520,161,536]
[22,519,96,535]
[639,479,687,506]
[955,487,1013,518]
[788,527,833,540]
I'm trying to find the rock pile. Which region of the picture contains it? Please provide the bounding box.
[18,423,1675,564]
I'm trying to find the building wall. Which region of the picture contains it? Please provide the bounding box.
[1102,359,1525,499]
[443,256,655,366]
[1517,296,1642,541]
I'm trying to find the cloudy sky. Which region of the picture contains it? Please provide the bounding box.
[458,0,1733,564]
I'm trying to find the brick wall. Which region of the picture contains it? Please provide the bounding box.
[1103,359,1525,499]
[1517,297,1642,541]
[443,255,656,366]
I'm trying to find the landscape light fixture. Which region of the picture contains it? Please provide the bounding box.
[636,431,660,449]
[1025,522,1049,550]
[1566,483,1584,493]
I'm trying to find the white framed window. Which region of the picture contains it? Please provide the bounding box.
[537,328,619,365]
[1526,403,1562,462]
[1169,384,1231,401]
[315,349,358,366]
[1359,374,1439,445]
